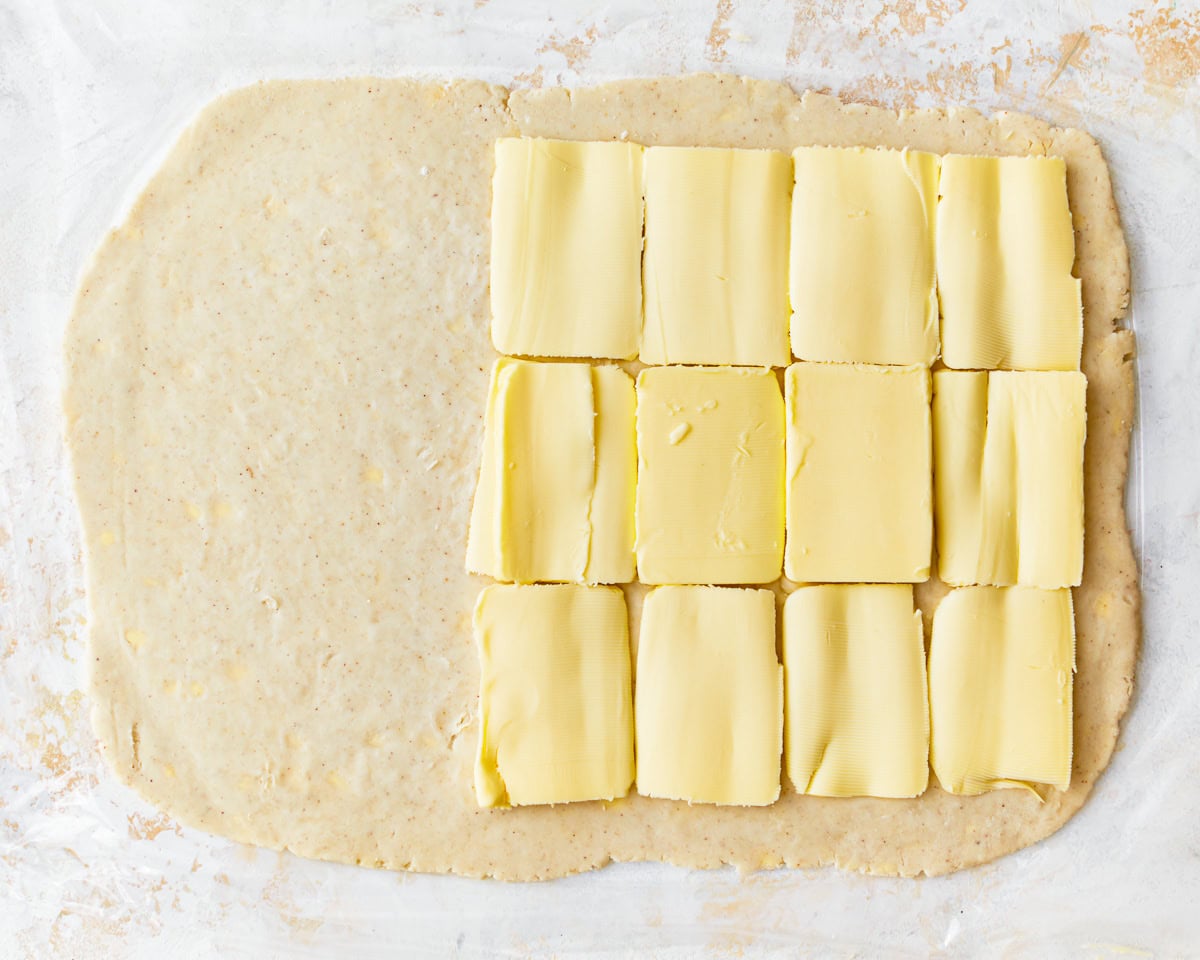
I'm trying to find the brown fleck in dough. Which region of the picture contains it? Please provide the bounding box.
[64,75,1137,879]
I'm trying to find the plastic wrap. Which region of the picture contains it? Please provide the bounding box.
[2,0,1198,955]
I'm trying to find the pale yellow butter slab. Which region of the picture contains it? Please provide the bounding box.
[933,369,1086,588]
[784,362,932,583]
[635,586,782,806]
[790,146,939,366]
[586,364,638,584]
[783,584,928,799]
[642,146,791,367]
[635,366,785,585]
[475,584,634,807]
[929,586,1075,796]
[466,358,636,584]
[936,154,1082,370]
[490,138,644,360]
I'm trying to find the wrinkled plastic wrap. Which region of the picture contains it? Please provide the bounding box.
[2,0,1198,955]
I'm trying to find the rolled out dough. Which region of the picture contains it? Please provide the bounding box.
[64,75,1138,879]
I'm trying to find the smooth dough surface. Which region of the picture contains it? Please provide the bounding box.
[64,75,1138,880]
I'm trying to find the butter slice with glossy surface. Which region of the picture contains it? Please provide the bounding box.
[635,586,782,806]
[937,155,1082,370]
[790,147,939,366]
[490,138,644,360]
[783,584,928,798]
[784,362,932,583]
[466,358,635,584]
[642,146,791,366]
[474,584,634,807]
[635,366,785,585]
[933,370,1086,588]
[586,364,638,583]
[929,586,1075,796]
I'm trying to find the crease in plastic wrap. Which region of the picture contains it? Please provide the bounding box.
[2,0,1198,956]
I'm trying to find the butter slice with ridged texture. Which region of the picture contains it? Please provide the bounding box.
[466,358,635,584]
[586,364,638,583]
[784,362,932,583]
[635,366,784,585]
[474,584,634,807]
[929,586,1075,796]
[933,370,1085,588]
[635,586,782,806]
[937,155,1082,370]
[490,138,644,360]
[783,584,928,798]
[495,359,592,582]
[642,146,791,366]
[790,147,939,366]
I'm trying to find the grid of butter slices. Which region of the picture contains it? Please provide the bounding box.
[468,138,1083,808]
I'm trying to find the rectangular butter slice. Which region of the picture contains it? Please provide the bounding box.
[783,584,928,798]
[790,147,939,366]
[634,586,782,806]
[466,358,636,584]
[474,584,634,807]
[490,138,644,360]
[635,366,785,585]
[933,370,1086,588]
[784,362,932,583]
[586,364,638,584]
[642,146,791,366]
[936,155,1083,370]
[929,586,1074,796]
[496,360,594,581]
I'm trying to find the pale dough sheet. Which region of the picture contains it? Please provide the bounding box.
[64,75,1137,880]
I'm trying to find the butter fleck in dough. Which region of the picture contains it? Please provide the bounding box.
[64,75,1137,880]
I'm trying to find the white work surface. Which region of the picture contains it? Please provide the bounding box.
[2,1,1198,956]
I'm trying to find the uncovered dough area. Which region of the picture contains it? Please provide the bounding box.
[64,75,1138,880]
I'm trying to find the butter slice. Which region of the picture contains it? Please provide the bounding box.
[474,584,634,807]
[790,147,939,366]
[933,370,1086,588]
[490,138,644,360]
[635,366,784,585]
[929,586,1074,796]
[635,586,782,806]
[466,358,635,584]
[783,585,928,798]
[642,147,791,366]
[587,365,639,582]
[937,155,1082,370]
[784,362,932,583]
